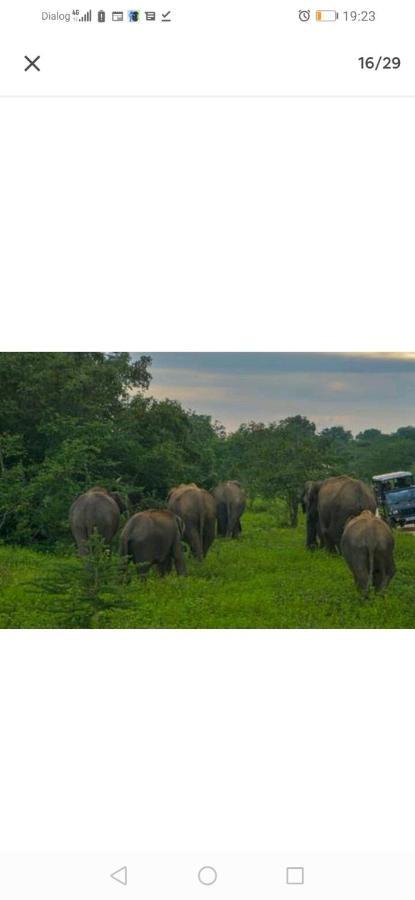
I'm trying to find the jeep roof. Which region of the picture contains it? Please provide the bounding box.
[372,471,413,482]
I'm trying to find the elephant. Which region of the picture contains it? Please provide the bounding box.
[212,480,246,537]
[120,509,187,576]
[341,510,395,594]
[167,483,216,560]
[304,475,376,552]
[69,487,124,555]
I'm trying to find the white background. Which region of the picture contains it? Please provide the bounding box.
[1,97,414,350]
[1,631,415,854]
[1,7,415,878]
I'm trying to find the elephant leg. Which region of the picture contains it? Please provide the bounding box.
[173,535,187,576]
[373,566,385,593]
[232,518,242,538]
[306,512,320,549]
[225,503,233,538]
[317,525,326,549]
[323,532,337,553]
[157,556,173,577]
[349,549,370,595]
[227,504,241,538]
[74,527,89,556]
[373,566,393,594]
[373,558,395,593]
[202,520,215,557]
[216,503,227,537]
[354,573,370,596]
[136,561,152,579]
[187,526,203,560]
[318,529,327,549]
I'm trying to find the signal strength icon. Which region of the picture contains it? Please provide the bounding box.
[79,9,92,20]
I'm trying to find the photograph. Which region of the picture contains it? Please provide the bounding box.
[0,350,414,629]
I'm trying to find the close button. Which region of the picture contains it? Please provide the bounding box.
[24,55,41,71]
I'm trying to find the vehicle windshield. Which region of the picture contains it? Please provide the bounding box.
[376,478,414,492]
[385,487,415,504]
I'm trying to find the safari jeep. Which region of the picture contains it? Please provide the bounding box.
[372,471,415,527]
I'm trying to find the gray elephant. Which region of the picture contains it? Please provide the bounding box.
[212,480,246,538]
[120,509,187,576]
[69,487,124,555]
[341,510,395,594]
[304,475,376,551]
[167,483,216,559]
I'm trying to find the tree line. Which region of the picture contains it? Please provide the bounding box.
[0,352,414,546]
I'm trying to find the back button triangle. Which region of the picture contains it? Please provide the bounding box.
[110,866,127,886]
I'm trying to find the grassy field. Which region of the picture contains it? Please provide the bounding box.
[0,508,415,628]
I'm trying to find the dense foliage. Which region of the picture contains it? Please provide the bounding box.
[0,353,219,545]
[1,352,415,547]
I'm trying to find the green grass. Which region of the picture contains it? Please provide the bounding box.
[1,510,415,628]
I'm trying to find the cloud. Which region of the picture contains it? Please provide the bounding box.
[130,353,415,434]
[135,351,415,375]
[327,381,349,393]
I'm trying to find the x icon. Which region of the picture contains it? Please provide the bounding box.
[24,55,41,71]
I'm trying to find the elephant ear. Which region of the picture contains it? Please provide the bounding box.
[305,480,323,550]
[308,480,323,512]
[300,483,309,513]
[301,480,316,513]
[175,515,186,537]
[109,491,126,513]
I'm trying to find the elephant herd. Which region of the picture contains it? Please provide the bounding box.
[69,480,246,577]
[301,475,396,594]
[69,474,397,595]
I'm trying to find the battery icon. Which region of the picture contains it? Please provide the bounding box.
[316,10,338,20]
[97,9,106,21]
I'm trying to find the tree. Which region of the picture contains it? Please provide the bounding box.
[0,354,223,545]
[0,352,152,464]
[320,425,353,445]
[355,428,383,445]
[0,354,152,544]
[221,415,333,525]
[395,426,415,441]
[272,417,332,525]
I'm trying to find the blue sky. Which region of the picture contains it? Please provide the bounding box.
[132,353,415,434]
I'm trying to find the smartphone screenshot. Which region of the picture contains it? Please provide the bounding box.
[1,2,414,899]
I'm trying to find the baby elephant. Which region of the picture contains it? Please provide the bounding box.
[120,509,187,577]
[341,510,396,595]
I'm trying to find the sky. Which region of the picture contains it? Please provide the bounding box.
[132,353,415,435]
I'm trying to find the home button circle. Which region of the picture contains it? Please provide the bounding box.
[198,866,217,886]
